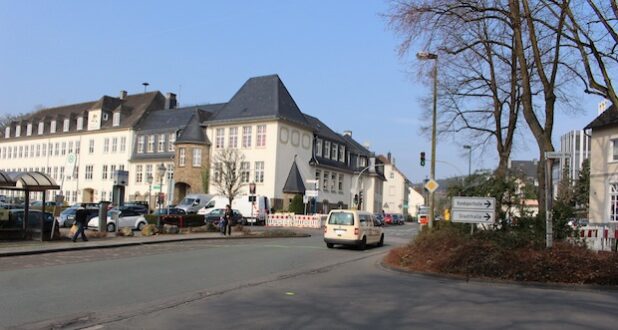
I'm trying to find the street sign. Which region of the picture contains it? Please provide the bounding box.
[152,185,161,190]
[303,195,309,204]
[451,210,495,223]
[424,179,439,193]
[452,197,495,210]
[306,190,319,197]
[544,151,570,159]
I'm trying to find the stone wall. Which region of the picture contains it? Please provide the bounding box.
[173,143,210,201]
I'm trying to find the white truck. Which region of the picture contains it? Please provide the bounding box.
[176,194,215,214]
[197,195,269,225]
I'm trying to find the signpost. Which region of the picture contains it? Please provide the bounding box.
[544,151,571,249]
[451,196,496,225]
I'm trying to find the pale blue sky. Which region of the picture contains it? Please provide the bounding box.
[0,0,605,182]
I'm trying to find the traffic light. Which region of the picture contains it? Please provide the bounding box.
[359,191,363,204]
[420,152,426,166]
[354,194,359,205]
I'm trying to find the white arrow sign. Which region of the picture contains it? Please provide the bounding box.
[452,197,495,210]
[306,190,319,197]
[451,210,495,224]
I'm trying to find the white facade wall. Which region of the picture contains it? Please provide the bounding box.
[407,187,425,216]
[382,163,409,214]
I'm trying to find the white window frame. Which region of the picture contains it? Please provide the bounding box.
[102,165,108,180]
[240,161,250,183]
[315,170,321,191]
[316,138,322,157]
[85,165,94,180]
[15,125,21,137]
[136,165,143,183]
[332,144,338,161]
[38,122,44,135]
[255,161,264,183]
[137,136,145,153]
[229,127,238,148]
[120,137,126,152]
[338,174,344,193]
[89,139,95,154]
[610,183,618,221]
[192,148,202,167]
[147,135,155,153]
[158,134,165,152]
[323,171,329,191]
[256,125,266,147]
[215,128,225,149]
[63,118,69,132]
[103,138,110,153]
[213,162,222,183]
[179,148,186,167]
[77,117,83,130]
[339,145,345,163]
[113,112,120,127]
[111,137,118,153]
[242,126,252,148]
[50,120,56,133]
[324,141,331,160]
[169,133,175,151]
[26,123,32,136]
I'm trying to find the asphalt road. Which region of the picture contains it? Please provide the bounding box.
[2,224,617,329]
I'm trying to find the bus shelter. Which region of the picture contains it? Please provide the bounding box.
[0,171,60,241]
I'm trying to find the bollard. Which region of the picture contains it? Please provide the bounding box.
[99,201,110,233]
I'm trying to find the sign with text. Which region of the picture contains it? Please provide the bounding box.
[451,196,496,224]
[305,190,319,197]
[451,210,495,224]
[452,197,495,210]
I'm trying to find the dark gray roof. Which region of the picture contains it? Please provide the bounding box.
[509,160,538,179]
[585,104,616,130]
[176,110,208,145]
[341,134,372,157]
[302,113,346,143]
[136,104,222,131]
[209,75,310,127]
[282,160,306,194]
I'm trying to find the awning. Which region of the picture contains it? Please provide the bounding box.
[0,171,60,191]
[0,171,17,187]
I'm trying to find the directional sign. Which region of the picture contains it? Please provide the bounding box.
[424,179,439,193]
[451,210,495,224]
[452,197,495,210]
[306,190,319,197]
[544,151,570,159]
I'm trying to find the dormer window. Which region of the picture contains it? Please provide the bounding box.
[15,125,21,137]
[324,141,331,160]
[339,146,345,163]
[26,123,32,136]
[102,113,109,121]
[332,144,338,161]
[316,138,322,157]
[113,112,120,127]
[51,120,57,133]
[38,122,44,135]
[4,127,9,138]
[77,117,84,130]
[63,119,70,132]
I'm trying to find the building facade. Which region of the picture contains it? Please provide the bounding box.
[378,153,410,215]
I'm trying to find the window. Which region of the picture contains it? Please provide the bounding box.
[229,127,238,148]
[158,134,165,152]
[255,161,264,183]
[359,157,367,167]
[18,146,23,158]
[5,127,10,138]
[168,133,175,151]
[339,146,345,163]
[102,191,107,201]
[324,141,331,159]
[241,162,250,183]
[42,143,46,156]
[147,135,155,153]
[38,122,44,135]
[103,138,110,153]
[68,141,73,154]
[390,172,394,179]
[110,165,116,179]
[332,144,338,161]
[48,143,53,157]
[611,184,618,221]
[117,164,123,171]
[338,174,344,193]
[256,125,266,147]
[102,165,108,180]
[167,164,174,180]
[36,144,41,157]
[15,126,21,137]
[323,171,329,191]
[113,112,120,126]
[192,148,202,167]
[213,162,222,183]
[145,164,153,182]
[120,137,126,152]
[179,148,186,167]
[316,139,322,157]
[85,165,93,180]
[89,139,95,154]
[77,117,83,130]
[215,128,225,148]
[60,166,64,180]
[242,126,252,148]
[75,140,80,154]
[613,139,618,161]
[26,123,32,136]
[112,138,118,153]
[50,120,57,133]
[331,173,336,192]
[63,118,69,132]
[315,170,321,191]
[136,165,143,183]
[137,136,145,153]
[61,142,66,155]
[73,166,79,180]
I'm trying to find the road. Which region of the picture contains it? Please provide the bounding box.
[1,224,617,329]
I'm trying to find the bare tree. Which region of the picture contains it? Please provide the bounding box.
[212,148,245,206]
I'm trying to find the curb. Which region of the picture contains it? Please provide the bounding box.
[0,233,311,258]
[379,260,618,292]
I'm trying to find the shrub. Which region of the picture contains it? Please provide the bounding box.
[288,195,304,214]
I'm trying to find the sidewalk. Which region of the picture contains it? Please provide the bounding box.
[0,228,259,258]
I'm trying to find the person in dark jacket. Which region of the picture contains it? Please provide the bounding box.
[224,204,234,236]
[72,207,89,242]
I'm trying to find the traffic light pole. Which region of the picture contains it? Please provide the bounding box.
[429,57,438,229]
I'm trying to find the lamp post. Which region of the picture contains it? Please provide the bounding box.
[351,162,385,211]
[156,163,166,227]
[463,145,472,177]
[146,174,153,213]
[417,51,438,228]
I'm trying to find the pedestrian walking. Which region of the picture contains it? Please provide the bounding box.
[219,215,228,235]
[72,207,89,242]
[224,204,234,236]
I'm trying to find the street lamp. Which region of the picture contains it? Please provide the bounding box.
[146,174,153,213]
[463,145,472,177]
[156,163,166,227]
[417,51,438,228]
[352,162,385,211]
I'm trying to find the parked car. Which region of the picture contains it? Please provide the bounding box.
[383,213,394,225]
[203,208,243,226]
[177,194,214,214]
[197,195,270,225]
[57,207,99,227]
[30,201,64,208]
[88,208,148,232]
[69,202,99,209]
[152,207,187,216]
[0,209,57,232]
[373,213,385,226]
[122,203,149,215]
[393,213,405,225]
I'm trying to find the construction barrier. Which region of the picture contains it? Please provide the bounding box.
[266,213,323,228]
[574,223,618,252]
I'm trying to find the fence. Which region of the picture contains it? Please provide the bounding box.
[266,213,326,228]
[574,223,618,252]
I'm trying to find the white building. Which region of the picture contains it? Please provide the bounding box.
[378,153,411,215]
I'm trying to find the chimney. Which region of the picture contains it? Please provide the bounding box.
[343,130,352,137]
[387,152,392,162]
[165,93,177,110]
[119,90,127,100]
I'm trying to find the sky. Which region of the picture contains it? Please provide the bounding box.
[0,0,607,183]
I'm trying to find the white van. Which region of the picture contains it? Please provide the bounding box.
[176,194,214,214]
[324,210,384,250]
[197,195,270,225]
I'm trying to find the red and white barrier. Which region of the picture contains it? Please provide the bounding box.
[574,224,618,252]
[266,213,323,228]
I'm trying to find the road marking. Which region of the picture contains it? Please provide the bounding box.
[82,326,104,330]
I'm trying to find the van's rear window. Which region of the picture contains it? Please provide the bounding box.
[328,212,354,225]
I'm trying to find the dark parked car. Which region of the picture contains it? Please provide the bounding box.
[0,209,57,231]
[204,208,243,225]
[122,203,149,215]
[57,207,100,227]
[393,213,405,225]
[152,207,187,216]
[373,213,385,226]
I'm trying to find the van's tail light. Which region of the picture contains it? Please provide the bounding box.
[324,227,327,234]
[354,228,359,235]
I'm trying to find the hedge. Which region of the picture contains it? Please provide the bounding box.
[144,214,205,228]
